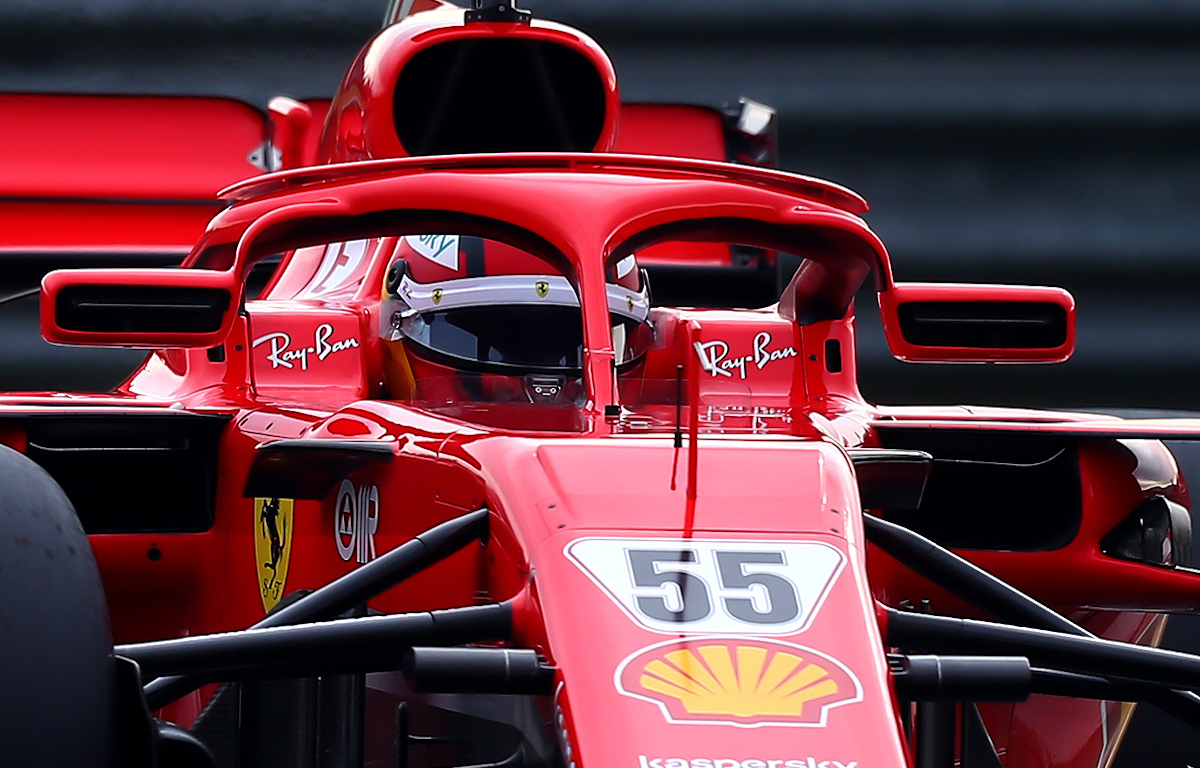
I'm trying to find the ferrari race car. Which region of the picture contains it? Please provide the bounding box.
[7,2,1200,768]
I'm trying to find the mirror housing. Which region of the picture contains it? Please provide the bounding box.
[41,268,241,348]
[879,282,1075,363]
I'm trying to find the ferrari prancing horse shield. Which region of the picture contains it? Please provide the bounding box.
[254,497,294,613]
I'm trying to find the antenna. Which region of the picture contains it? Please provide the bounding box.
[673,364,684,449]
[465,0,532,24]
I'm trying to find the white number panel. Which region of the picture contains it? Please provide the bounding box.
[564,538,846,635]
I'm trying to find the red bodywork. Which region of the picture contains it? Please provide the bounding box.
[0,94,266,259]
[8,5,1200,768]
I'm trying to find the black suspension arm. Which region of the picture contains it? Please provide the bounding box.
[264,507,489,627]
[865,514,1200,727]
[143,507,488,708]
[124,602,511,683]
[864,515,1081,634]
[887,608,1200,692]
[890,653,1160,703]
[1030,668,1161,702]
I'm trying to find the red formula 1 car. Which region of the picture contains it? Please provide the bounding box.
[7,3,1200,768]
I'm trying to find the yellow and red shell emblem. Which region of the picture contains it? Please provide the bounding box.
[616,637,861,727]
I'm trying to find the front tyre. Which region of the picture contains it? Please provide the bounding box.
[0,444,113,767]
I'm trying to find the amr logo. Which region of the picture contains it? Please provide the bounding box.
[335,480,380,564]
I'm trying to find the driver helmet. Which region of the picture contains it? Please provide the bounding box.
[380,234,651,403]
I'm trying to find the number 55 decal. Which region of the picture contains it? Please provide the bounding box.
[565,539,846,635]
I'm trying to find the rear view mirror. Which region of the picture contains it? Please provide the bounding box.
[1101,496,1193,569]
[879,282,1075,363]
[41,268,241,348]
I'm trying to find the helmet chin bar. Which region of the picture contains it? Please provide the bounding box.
[395,272,650,324]
[523,375,566,404]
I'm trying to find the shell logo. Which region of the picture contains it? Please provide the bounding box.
[616,638,861,728]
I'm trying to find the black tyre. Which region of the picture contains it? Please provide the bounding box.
[0,444,113,767]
